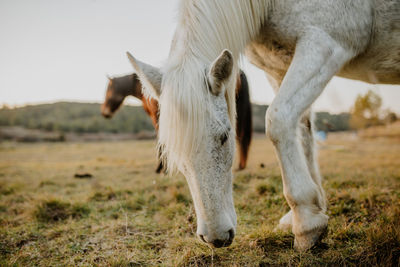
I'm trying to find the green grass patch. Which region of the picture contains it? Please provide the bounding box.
[34,200,90,223]
[0,183,15,196]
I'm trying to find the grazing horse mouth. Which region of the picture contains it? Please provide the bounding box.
[101,105,114,119]
[199,229,235,248]
[102,112,112,119]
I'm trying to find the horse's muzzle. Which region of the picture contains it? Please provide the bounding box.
[102,112,112,119]
[199,228,235,248]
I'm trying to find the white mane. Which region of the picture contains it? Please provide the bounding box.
[158,0,269,173]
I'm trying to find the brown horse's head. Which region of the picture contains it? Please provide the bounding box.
[101,76,133,118]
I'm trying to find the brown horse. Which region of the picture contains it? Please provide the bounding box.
[101,74,163,173]
[101,70,252,172]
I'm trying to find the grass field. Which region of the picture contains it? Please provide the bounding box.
[0,132,399,266]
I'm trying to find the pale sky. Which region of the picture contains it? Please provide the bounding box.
[0,0,399,114]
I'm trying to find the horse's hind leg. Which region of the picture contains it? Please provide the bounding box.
[237,104,252,170]
[237,136,249,170]
[266,28,353,251]
[155,146,164,174]
[155,161,163,173]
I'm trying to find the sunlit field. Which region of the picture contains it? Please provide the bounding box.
[1,131,399,266]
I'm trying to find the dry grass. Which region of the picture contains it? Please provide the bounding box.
[358,121,400,140]
[0,132,399,266]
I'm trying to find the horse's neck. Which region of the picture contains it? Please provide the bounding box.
[129,74,143,99]
[171,0,269,62]
[114,74,142,99]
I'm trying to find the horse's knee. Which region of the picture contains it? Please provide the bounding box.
[284,182,322,210]
[265,107,296,143]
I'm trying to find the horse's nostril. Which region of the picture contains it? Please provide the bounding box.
[199,229,235,248]
[208,229,235,248]
[212,239,225,248]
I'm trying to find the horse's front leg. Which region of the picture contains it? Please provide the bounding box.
[265,27,354,251]
[276,110,327,232]
[265,75,326,233]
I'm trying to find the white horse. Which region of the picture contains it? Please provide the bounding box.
[128,0,400,250]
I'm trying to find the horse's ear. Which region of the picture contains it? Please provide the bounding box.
[126,52,161,100]
[208,49,233,95]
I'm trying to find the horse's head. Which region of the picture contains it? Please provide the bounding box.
[101,76,128,118]
[127,50,237,248]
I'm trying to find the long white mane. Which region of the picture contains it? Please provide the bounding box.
[158,0,269,173]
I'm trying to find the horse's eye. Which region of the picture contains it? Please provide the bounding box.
[220,133,228,145]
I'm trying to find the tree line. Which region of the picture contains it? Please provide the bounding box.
[0,102,154,134]
[0,102,355,134]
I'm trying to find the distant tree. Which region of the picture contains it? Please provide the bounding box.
[383,111,397,125]
[350,90,383,129]
[1,104,9,110]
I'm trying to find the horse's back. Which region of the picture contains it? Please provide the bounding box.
[364,0,399,83]
[247,0,399,85]
[338,0,400,84]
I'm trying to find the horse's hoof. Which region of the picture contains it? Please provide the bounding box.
[294,225,327,251]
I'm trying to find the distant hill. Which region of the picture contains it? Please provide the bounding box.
[0,102,154,134]
[0,102,350,135]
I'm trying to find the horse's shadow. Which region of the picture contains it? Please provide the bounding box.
[256,231,329,253]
